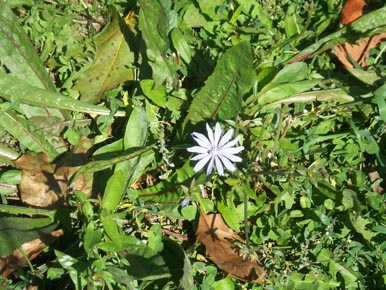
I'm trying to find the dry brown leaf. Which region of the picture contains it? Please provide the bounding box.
[340,0,366,25]
[334,0,386,68]
[334,34,386,68]
[369,167,384,193]
[0,229,64,277]
[14,137,94,208]
[196,212,266,283]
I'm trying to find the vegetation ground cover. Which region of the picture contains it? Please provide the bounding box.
[0,0,385,289]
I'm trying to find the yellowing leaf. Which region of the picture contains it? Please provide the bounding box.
[73,11,136,104]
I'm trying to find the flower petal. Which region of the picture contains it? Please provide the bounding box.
[206,123,215,145]
[206,156,215,175]
[214,155,224,176]
[214,123,222,147]
[191,153,210,161]
[218,154,236,171]
[218,127,234,148]
[193,154,212,172]
[219,145,244,155]
[219,152,242,162]
[187,146,209,154]
[192,132,211,149]
[221,135,241,149]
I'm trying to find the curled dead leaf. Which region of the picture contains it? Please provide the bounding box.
[0,229,64,277]
[196,212,265,283]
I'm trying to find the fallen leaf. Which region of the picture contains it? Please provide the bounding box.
[369,167,383,193]
[0,228,64,277]
[14,153,64,207]
[334,0,386,68]
[340,0,366,25]
[196,212,265,283]
[334,35,386,68]
[14,137,94,208]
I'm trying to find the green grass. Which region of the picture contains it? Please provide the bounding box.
[0,0,386,289]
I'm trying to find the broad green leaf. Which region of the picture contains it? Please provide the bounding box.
[0,111,58,159]
[55,250,87,290]
[100,214,122,244]
[197,0,227,20]
[182,4,208,28]
[288,7,386,64]
[258,80,320,106]
[264,88,354,109]
[148,224,164,252]
[0,2,55,90]
[0,72,125,116]
[347,68,382,85]
[271,62,308,84]
[70,145,154,183]
[140,79,167,108]
[83,221,103,257]
[185,41,254,125]
[114,105,151,200]
[161,239,194,289]
[213,278,235,290]
[374,84,386,123]
[350,214,378,242]
[102,169,126,212]
[170,28,192,64]
[138,0,179,87]
[0,216,57,256]
[329,261,362,288]
[0,205,56,218]
[119,242,170,280]
[129,162,198,219]
[217,202,240,232]
[72,11,136,104]
[123,106,148,149]
[0,143,20,161]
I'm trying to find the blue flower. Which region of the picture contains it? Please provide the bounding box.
[187,123,244,176]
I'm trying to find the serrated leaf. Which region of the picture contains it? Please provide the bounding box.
[288,6,386,64]
[0,2,55,90]
[0,216,56,256]
[138,0,179,87]
[73,11,136,104]
[185,41,255,125]
[0,111,58,159]
[0,72,125,116]
[0,205,55,218]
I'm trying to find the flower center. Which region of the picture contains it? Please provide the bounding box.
[209,145,218,156]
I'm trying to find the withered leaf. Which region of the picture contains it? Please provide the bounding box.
[0,229,63,277]
[196,212,265,283]
[334,0,386,68]
[340,0,366,25]
[14,137,94,208]
[334,34,386,68]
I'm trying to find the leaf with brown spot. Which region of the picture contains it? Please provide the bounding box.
[196,212,266,283]
[334,0,386,68]
[14,137,94,208]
